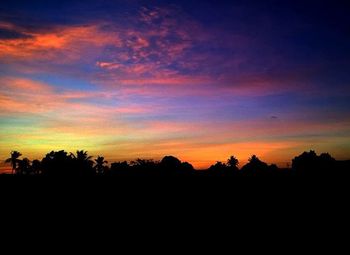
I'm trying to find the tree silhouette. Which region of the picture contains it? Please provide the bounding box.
[131,158,158,170]
[71,150,94,176]
[41,150,73,176]
[71,150,93,163]
[5,151,22,175]
[227,156,239,170]
[241,155,270,176]
[160,156,195,175]
[31,159,42,175]
[17,158,31,175]
[2,149,350,177]
[207,156,239,176]
[181,162,194,172]
[292,151,337,176]
[208,161,228,176]
[160,156,181,171]
[110,161,130,176]
[94,156,108,175]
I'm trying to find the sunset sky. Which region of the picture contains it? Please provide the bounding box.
[1,0,350,170]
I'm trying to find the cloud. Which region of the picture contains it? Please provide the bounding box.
[0,76,155,116]
[1,6,289,98]
[0,22,122,60]
[92,6,207,84]
[0,77,61,113]
[96,61,123,70]
[0,27,32,40]
[1,76,349,169]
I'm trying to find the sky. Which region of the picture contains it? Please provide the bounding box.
[1,0,350,170]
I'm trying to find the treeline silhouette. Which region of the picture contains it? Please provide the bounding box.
[3,150,350,177]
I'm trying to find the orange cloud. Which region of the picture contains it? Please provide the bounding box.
[0,23,121,60]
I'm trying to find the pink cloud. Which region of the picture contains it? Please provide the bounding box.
[96,61,123,70]
[1,7,258,97]
[0,77,156,116]
[0,7,332,111]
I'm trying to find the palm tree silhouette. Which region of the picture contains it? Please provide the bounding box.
[94,156,108,175]
[227,156,239,169]
[71,150,93,163]
[5,151,22,175]
[70,150,94,175]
